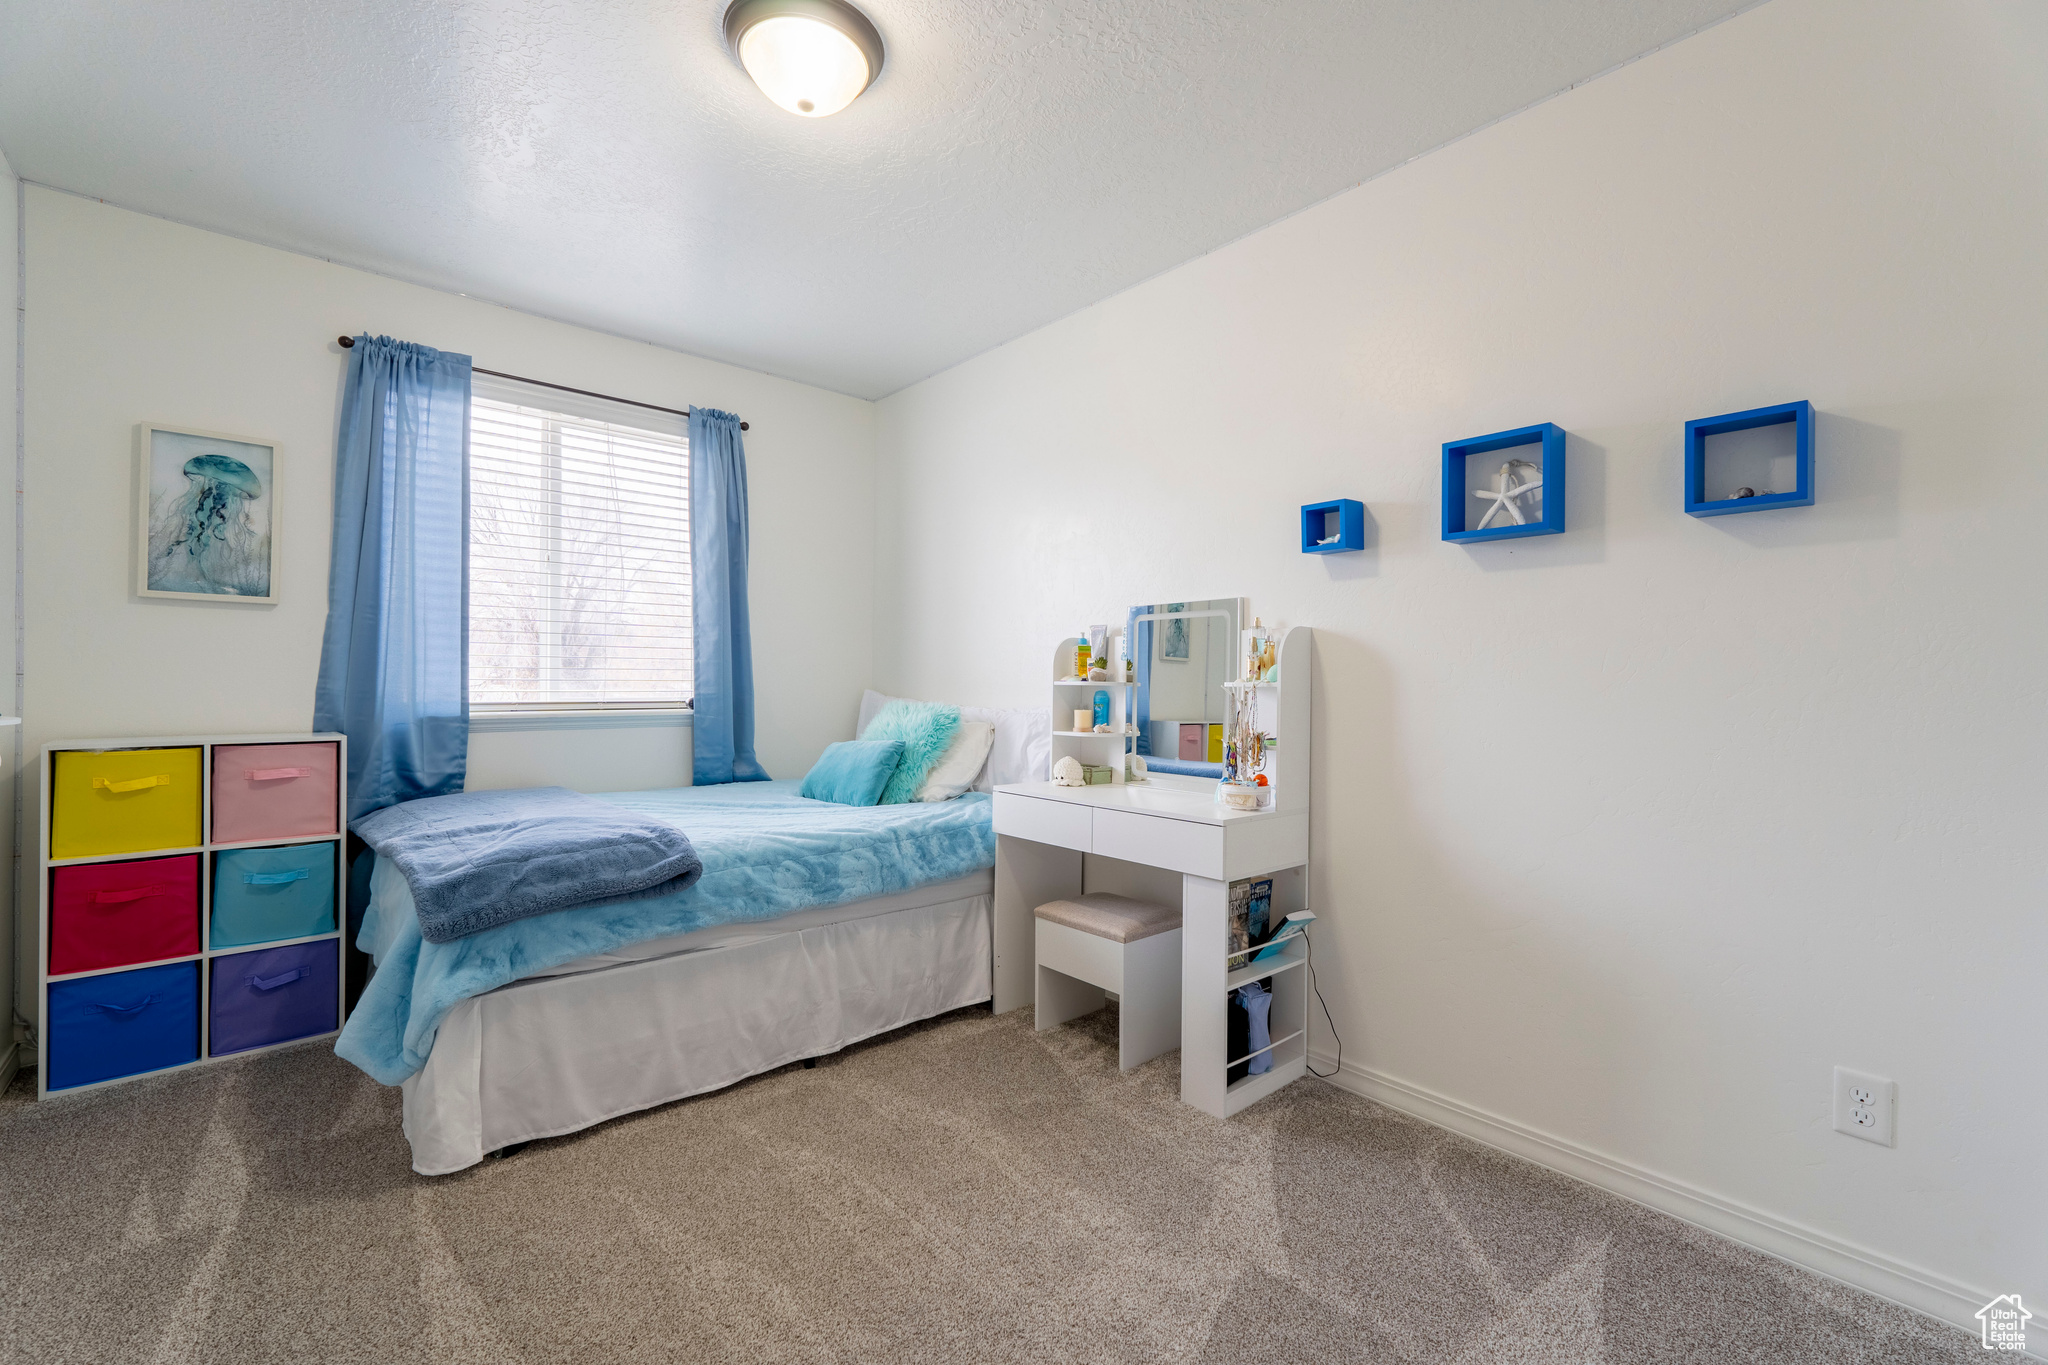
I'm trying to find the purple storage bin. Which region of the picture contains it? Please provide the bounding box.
[209,940,338,1056]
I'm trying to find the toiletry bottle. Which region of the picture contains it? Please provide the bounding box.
[1093,690,1110,728]
[1074,633,1091,680]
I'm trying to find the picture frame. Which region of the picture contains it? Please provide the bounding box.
[135,423,280,604]
[1159,602,1190,662]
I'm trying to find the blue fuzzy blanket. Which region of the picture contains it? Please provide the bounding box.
[351,786,705,943]
[335,782,995,1085]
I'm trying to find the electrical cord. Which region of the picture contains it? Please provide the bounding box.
[1302,924,1343,1080]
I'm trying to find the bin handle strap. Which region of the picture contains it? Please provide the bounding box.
[93,775,169,793]
[250,968,306,992]
[246,767,314,781]
[242,868,310,886]
[90,886,163,905]
[93,994,156,1014]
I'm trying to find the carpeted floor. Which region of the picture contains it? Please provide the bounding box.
[0,1005,1981,1364]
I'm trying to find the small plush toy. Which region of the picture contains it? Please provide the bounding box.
[1053,755,1085,787]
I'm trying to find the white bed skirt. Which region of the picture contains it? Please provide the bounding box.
[400,887,993,1175]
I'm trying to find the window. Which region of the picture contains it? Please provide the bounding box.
[468,373,692,710]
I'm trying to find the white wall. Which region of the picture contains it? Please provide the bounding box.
[874,0,2046,1336]
[18,188,874,1021]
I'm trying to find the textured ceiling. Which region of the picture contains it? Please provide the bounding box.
[0,1,1750,398]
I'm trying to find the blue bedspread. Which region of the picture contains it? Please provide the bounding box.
[353,786,704,943]
[335,782,995,1085]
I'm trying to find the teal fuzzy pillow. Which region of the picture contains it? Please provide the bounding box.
[800,740,904,806]
[861,700,963,805]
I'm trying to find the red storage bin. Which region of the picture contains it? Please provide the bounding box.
[211,743,341,845]
[49,854,201,975]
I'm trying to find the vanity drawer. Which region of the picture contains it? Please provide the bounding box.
[1091,808,1224,879]
[993,792,1093,853]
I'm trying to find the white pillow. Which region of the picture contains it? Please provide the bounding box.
[857,690,1050,790]
[857,688,896,738]
[915,721,995,802]
[970,704,1051,790]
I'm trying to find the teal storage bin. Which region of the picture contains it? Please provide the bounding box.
[211,843,337,949]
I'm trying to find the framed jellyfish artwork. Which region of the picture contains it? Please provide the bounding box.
[135,423,280,604]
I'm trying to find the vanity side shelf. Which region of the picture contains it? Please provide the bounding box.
[1049,635,1134,783]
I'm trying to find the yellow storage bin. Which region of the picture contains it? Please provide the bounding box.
[51,747,204,860]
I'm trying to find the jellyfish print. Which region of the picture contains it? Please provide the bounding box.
[143,429,275,598]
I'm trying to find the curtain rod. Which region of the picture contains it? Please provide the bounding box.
[336,336,747,430]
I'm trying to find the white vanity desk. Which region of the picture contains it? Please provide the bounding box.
[991,625,1313,1119]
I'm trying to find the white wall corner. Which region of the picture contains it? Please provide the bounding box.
[1305,1049,2039,1359]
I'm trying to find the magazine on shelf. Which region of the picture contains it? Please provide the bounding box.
[1227,876,1274,956]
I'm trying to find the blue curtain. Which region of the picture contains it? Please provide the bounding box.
[315,335,472,823]
[1127,607,1154,756]
[690,408,769,785]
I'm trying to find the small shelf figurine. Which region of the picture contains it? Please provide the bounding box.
[1472,458,1543,530]
[1053,755,1085,787]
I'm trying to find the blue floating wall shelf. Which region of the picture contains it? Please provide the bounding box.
[1442,423,1566,543]
[1301,499,1365,553]
[1685,400,1813,516]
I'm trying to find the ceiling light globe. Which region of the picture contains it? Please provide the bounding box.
[739,16,866,117]
[724,0,885,119]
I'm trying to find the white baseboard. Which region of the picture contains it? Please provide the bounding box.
[1307,1050,2039,1358]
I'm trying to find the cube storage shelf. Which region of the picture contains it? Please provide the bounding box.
[36,733,348,1098]
[1300,499,1366,553]
[1684,399,1814,516]
[1442,422,1567,543]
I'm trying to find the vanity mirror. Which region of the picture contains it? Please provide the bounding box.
[1124,596,1245,777]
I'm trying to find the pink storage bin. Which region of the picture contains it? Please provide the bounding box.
[1178,724,1205,761]
[211,743,341,845]
[49,854,201,975]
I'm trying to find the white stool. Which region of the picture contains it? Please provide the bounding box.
[1033,893,1182,1071]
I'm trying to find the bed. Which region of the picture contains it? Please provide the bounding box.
[396,862,992,1175]
[340,697,1046,1175]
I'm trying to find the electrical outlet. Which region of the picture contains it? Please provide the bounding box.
[1832,1067,1896,1146]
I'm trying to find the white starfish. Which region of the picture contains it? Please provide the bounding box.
[1472,458,1543,529]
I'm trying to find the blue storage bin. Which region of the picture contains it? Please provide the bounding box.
[209,941,339,1056]
[211,843,337,949]
[46,961,200,1091]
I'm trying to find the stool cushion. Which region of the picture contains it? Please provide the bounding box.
[1033,893,1181,944]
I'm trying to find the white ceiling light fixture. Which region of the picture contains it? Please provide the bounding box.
[723,0,884,119]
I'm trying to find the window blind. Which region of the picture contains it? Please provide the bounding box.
[468,373,693,710]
